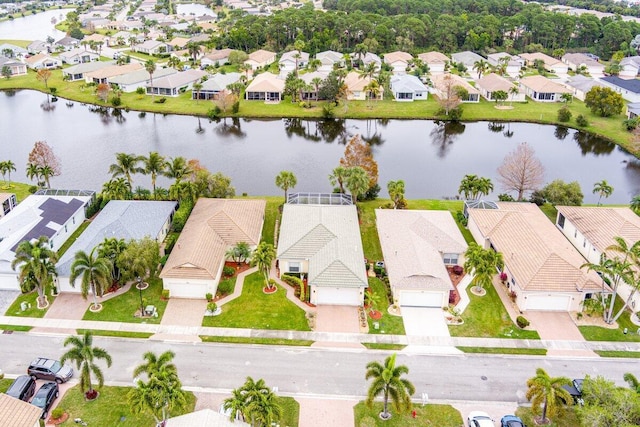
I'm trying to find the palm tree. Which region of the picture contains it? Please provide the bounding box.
[39,165,54,188]
[192,81,203,102]
[593,180,614,206]
[365,353,415,420]
[275,170,297,203]
[387,180,405,209]
[109,152,143,188]
[226,241,252,265]
[526,368,572,424]
[329,166,349,194]
[145,59,156,97]
[458,174,494,200]
[472,59,489,79]
[632,195,640,213]
[251,242,276,290]
[464,243,504,293]
[102,177,132,200]
[224,377,282,427]
[11,236,58,308]
[345,166,369,204]
[310,76,323,102]
[508,86,519,106]
[186,41,201,63]
[222,387,247,422]
[98,237,127,282]
[0,160,15,187]
[26,162,42,186]
[69,248,112,310]
[164,156,191,184]
[142,151,166,198]
[60,331,112,398]
[624,372,640,393]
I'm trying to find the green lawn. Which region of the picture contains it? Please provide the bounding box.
[82,277,168,324]
[449,283,540,339]
[76,329,153,339]
[595,350,640,358]
[515,406,579,427]
[538,203,559,223]
[56,220,90,258]
[0,324,32,332]
[366,277,405,336]
[199,336,313,346]
[4,287,56,318]
[0,378,12,392]
[1,181,33,201]
[277,396,300,427]
[579,296,640,342]
[202,272,310,331]
[457,347,547,355]
[257,196,281,245]
[362,343,407,351]
[55,385,196,427]
[354,402,462,427]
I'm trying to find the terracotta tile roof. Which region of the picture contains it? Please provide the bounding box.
[160,199,265,280]
[468,202,604,292]
[417,51,449,63]
[476,73,517,92]
[383,51,413,64]
[85,62,143,79]
[247,49,276,63]
[430,73,480,95]
[519,75,571,94]
[245,72,285,93]
[0,393,42,427]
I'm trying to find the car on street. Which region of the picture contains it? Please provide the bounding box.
[28,357,73,383]
[562,378,584,404]
[501,414,526,427]
[468,411,494,427]
[5,375,36,401]
[31,381,59,419]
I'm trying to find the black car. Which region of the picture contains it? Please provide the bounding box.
[562,378,584,404]
[28,357,74,383]
[31,381,59,419]
[5,375,36,401]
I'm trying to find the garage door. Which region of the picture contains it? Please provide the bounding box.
[164,282,208,299]
[399,291,444,308]
[525,294,571,311]
[314,287,361,306]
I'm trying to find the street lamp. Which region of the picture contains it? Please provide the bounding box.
[136,276,149,317]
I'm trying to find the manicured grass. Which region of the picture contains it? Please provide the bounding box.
[354,402,463,427]
[0,378,13,392]
[1,181,33,201]
[366,277,405,336]
[55,384,196,427]
[362,343,407,351]
[595,350,640,358]
[257,196,281,245]
[4,288,56,318]
[449,283,540,339]
[82,277,168,324]
[515,406,579,427]
[0,39,32,48]
[538,203,558,223]
[457,346,547,355]
[202,272,310,331]
[0,324,32,332]
[56,220,90,258]
[76,329,153,339]
[277,396,300,427]
[578,296,640,342]
[199,336,313,346]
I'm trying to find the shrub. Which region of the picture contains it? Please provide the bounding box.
[136,87,145,95]
[529,190,546,206]
[516,315,529,328]
[576,114,589,127]
[624,118,639,131]
[207,302,217,312]
[111,96,122,106]
[171,200,194,232]
[268,279,277,289]
[281,274,303,288]
[165,233,178,254]
[51,408,64,419]
[362,183,380,201]
[218,279,234,295]
[154,97,167,104]
[231,100,240,114]
[322,103,335,118]
[557,106,572,122]
[452,265,463,275]
[498,193,515,202]
[28,185,38,194]
[162,289,170,299]
[500,272,508,282]
[207,106,221,119]
[205,292,213,302]
[455,210,468,226]
[160,254,168,266]
[222,266,235,277]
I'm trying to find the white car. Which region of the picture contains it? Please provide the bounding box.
[468,411,494,427]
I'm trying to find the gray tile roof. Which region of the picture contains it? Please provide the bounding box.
[200,72,242,91]
[109,67,176,85]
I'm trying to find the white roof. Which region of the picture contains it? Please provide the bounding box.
[201,72,242,91]
[390,74,428,93]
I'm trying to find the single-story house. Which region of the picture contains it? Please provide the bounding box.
[58,48,100,64]
[160,198,265,299]
[555,206,640,313]
[56,200,176,293]
[277,203,367,306]
[26,40,50,55]
[200,48,236,67]
[376,210,467,308]
[620,56,640,78]
[299,71,329,100]
[168,36,190,50]
[244,72,285,101]
[451,51,485,70]
[476,73,525,102]
[467,202,605,312]
[84,62,144,84]
[600,76,640,103]
[417,51,449,74]
[353,52,381,70]
[133,40,169,55]
[166,409,249,427]
[109,67,176,93]
[519,75,571,102]
[0,43,28,59]
[0,393,42,427]
[519,52,568,75]
[83,33,109,47]
[24,53,62,70]
[561,53,604,77]
[486,52,523,77]
[0,191,94,290]
[627,102,640,119]
[244,49,276,70]
[316,50,344,72]
[146,69,207,97]
[279,50,309,76]
[62,60,115,81]
[0,56,27,76]
[562,75,603,101]
[0,193,17,217]
[108,31,134,46]
[383,50,413,75]
[344,71,384,101]
[54,36,81,51]
[389,74,428,101]
[194,72,241,100]
[430,73,480,102]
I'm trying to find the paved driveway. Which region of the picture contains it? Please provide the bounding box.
[315,305,360,333]
[402,307,450,337]
[0,290,19,316]
[526,311,596,357]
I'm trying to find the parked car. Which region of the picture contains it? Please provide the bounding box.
[501,414,526,427]
[562,378,584,404]
[468,411,494,427]
[28,358,73,383]
[5,375,36,401]
[31,381,59,419]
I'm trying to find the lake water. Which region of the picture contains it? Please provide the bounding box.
[175,3,215,17]
[0,9,68,41]
[1,90,639,204]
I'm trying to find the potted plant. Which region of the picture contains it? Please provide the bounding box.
[500,272,508,284]
[205,292,213,302]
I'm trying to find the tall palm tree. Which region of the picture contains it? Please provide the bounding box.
[275,170,297,203]
[11,236,58,308]
[632,195,640,213]
[102,177,132,200]
[164,156,191,184]
[508,86,519,106]
[329,166,349,194]
[192,81,203,103]
[593,180,614,206]
[98,237,127,282]
[526,368,572,424]
[458,174,494,200]
[60,331,112,398]
[224,377,281,427]
[186,41,201,63]
[26,162,42,186]
[472,59,489,79]
[69,248,112,310]
[109,152,143,188]
[251,242,276,290]
[226,242,252,265]
[142,151,166,198]
[222,387,247,422]
[145,59,156,97]
[365,353,415,420]
[345,166,370,204]
[39,165,54,188]
[387,180,405,209]
[0,160,15,186]
[464,242,504,293]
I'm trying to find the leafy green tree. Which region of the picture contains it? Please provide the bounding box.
[109,152,143,189]
[624,372,640,394]
[463,242,504,293]
[577,375,640,426]
[492,90,508,105]
[1,65,11,79]
[344,166,370,204]
[585,86,625,117]
[98,237,127,282]
[117,237,161,283]
[540,179,583,206]
[526,368,572,424]
[632,195,640,213]
[142,151,166,198]
[275,170,297,203]
[365,353,415,420]
[593,180,614,206]
[251,242,276,290]
[226,241,252,265]
[60,331,112,398]
[11,236,58,308]
[70,248,112,310]
[386,180,406,209]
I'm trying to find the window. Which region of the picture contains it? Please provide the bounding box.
[289,262,300,273]
[574,229,577,238]
[557,213,565,229]
[443,253,458,265]
[64,225,67,233]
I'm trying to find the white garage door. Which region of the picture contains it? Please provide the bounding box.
[314,287,360,306]
[165,282,208,299]
[399,291,444,308]
[525,294,571,311]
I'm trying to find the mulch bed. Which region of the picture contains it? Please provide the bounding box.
[48,413,69,425]
[368,310,382,320]
[224,261,252,275]
[447,266,466,306]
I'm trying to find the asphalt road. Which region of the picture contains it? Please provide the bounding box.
[0,333,632,402]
